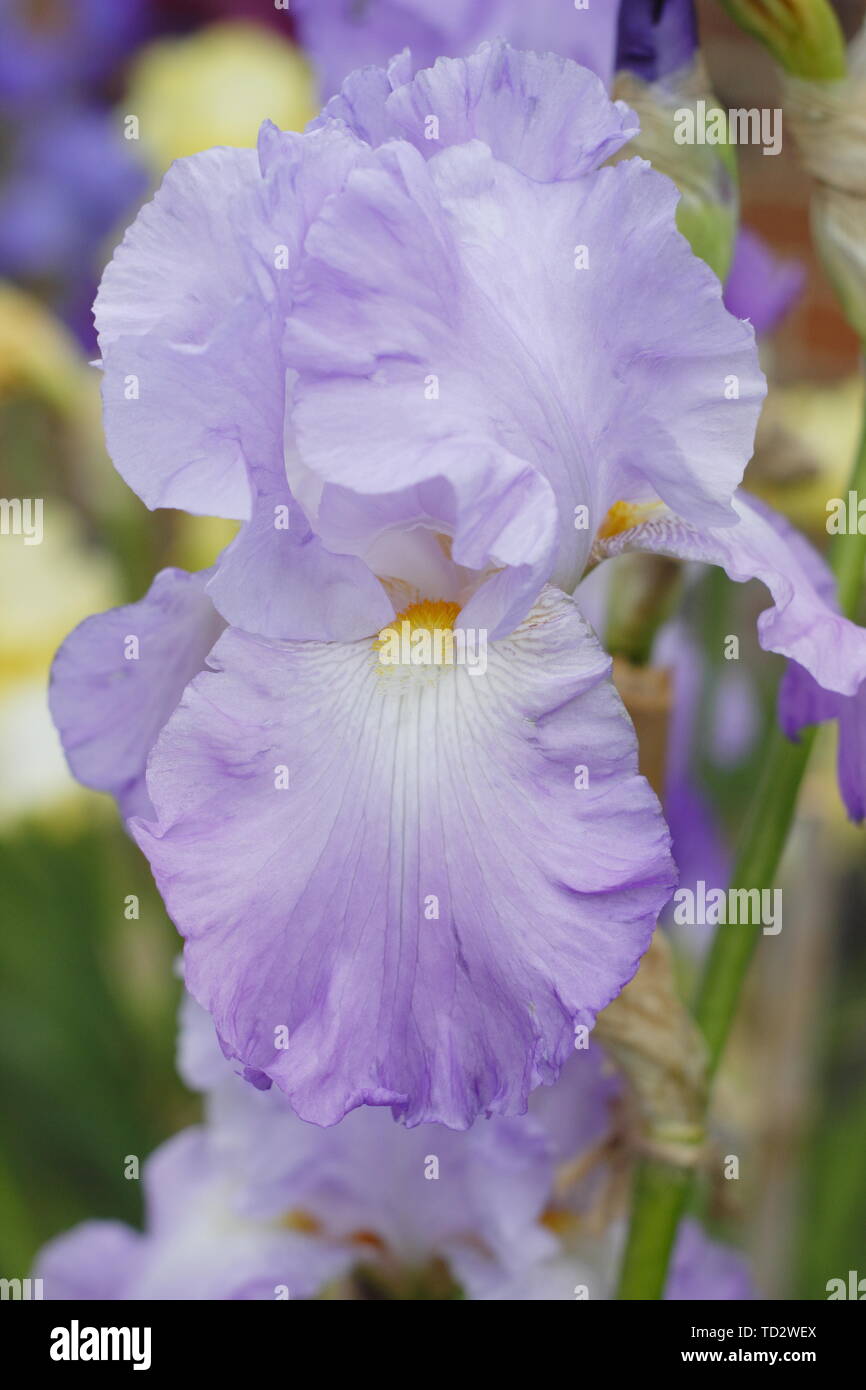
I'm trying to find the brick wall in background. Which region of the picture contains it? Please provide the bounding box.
[697,0,865,380]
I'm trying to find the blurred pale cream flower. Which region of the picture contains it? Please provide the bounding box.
[0,505,117,827]
[785,23,866,340]
[747,375,865,537]
[0,281,95,423]
[125,20,317,173]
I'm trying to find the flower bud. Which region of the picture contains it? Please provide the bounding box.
[717,0,846,81]
[785,23,866,338]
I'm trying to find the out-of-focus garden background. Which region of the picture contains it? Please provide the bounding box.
[0,0,864,1299]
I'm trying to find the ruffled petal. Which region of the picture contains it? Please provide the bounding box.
[94,124,369,519]
[134,587,674,1129]
[288,136,763,629]
[96,146,264,517]
[49,568,225,819]
[594,492,866,696]
[315,40,639,181]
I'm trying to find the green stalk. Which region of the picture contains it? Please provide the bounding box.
[616,383,866,1299]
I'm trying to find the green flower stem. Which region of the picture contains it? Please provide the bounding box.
[616,386,866,1300]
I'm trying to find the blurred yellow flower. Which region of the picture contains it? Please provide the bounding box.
[748,376,865,537]
[125,20,317,174]
[0,281,94,423]
[0,502,118,828]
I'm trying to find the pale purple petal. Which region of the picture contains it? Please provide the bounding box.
[134,588,674,1129]
[95,146,265,519]
[314,39,639,181]
[94,123,369,521]
[49,568,225,819]
[288,135,764,631]
[780,662,866,822]
[205,482,395,642]
[594,492,866,696]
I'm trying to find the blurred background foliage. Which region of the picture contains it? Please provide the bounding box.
[0,0,864,1297]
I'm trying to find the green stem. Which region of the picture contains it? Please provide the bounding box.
[616,383,866,1299]
[694,726,815,1078]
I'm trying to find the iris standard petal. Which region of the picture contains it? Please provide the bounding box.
[288,133,764,619]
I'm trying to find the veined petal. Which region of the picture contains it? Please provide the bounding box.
[288,137,763,625]
[49,568,225,819]
[315,40,639,180]
[133,588,674,1129]
[94,125,369,519]
[593,491,866,696]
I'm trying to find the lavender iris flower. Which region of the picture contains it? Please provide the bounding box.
[50,44,866,1128]
[293,0,697,98]
[33,996,754,1300]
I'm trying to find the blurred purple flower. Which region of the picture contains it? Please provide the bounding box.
[0,0,148,111]
[34,996,754,1300]
[295,0,616,96]
[294,0,698,98]
[724,227,806,339]
[0,105,146,283]
[617,0,698,82]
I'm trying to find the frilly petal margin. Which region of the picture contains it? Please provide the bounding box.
[132,587,675,1130]
[49,568,225,820]
[312,39,639,181]
[287,136,764,623]
[779,661,866,822]
[774,527,866,823]
[593,491,866,697]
